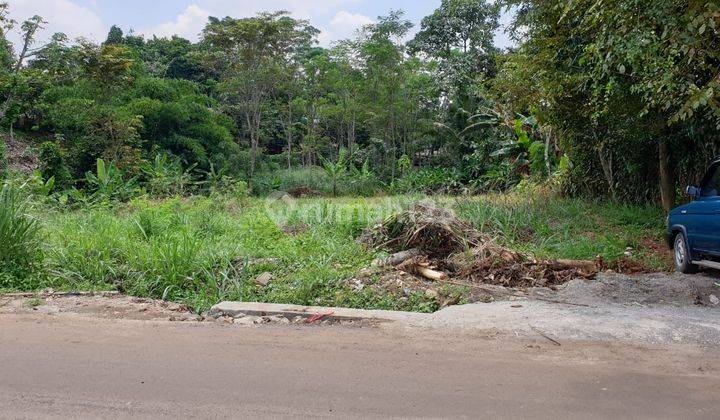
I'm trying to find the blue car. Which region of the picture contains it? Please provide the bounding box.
[667,156,720,273]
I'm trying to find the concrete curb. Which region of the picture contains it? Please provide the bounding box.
[210,301,428,323]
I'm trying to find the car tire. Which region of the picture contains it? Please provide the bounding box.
[674,232,698,274]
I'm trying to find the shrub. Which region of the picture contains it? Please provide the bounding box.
[254,165,382,197]
[391,168,462,194]
[204,163,249,199]
[253,167,332,196]
[140,153,195,198]
[39,140,73,190]
[0,184,42,287]
[85,158,138,202]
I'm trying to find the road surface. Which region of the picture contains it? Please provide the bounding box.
[1,314,718,419]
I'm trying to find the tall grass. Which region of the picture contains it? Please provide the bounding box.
[454,193,667,268]
[0,184,42,287]
[41,196,384,312]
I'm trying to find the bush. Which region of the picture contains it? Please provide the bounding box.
[39,140,73,190]
[391,168,462,194]
[0,184,43,287]
[85,158,139,203]
[253,167,332,196]
[253,165,383,197]
[140,153,195,198]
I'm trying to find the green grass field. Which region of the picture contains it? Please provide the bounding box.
[2,192,669,313]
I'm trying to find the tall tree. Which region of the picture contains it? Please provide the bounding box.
[200,11,317,186]
[357,11,413,179]
[0,8,47,124]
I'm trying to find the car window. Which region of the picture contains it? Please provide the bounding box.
[703,166,720,197]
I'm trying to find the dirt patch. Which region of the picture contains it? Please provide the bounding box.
[280,223,308,235]
[287,186,322,198]
[639,236,669,254]
[2,135,38,174]
[0,292,196,321]
[0,291,374,327]
[610,257,650,274]
[551,271,720,308]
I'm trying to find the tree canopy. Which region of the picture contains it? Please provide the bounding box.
[0,0,717,207]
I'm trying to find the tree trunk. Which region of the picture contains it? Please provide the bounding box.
[544,127,552,176]
[659,138,675,212]
[597,142,617,201]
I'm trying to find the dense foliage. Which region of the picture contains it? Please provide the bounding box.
[0,1,718,208]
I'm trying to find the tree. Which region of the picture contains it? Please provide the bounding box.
[497,0,720,208]
[104,25,124,45]
[200,11,318,188]
[357,11,414,179]
[0,2,13,71]
[576,0,720,210]
[409,0,499,58]
[321,148,347,196]
[0,9,47,124]
[76,41,135,92]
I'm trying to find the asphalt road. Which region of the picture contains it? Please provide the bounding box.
[1,314,719,419]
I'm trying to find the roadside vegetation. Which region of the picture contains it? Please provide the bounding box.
[0,0,710,311]
[0,170,668,313]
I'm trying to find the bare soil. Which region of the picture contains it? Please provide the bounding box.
[0,292,195,321]
[2,135,39,174]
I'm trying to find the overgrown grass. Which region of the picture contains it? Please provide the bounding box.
[37,196,426,312]
[454,194,669,271]
[0,184,43,288]
[1,191,670,313]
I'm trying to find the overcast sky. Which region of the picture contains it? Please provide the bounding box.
[6,0,514,49]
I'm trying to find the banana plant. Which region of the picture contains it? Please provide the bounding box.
[85,158,137,202]
[320,149,348,197]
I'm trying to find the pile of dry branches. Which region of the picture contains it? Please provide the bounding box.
[363,201,598,288]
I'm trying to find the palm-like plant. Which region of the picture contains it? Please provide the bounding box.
[320,149,348,197]
[85,158,138,202]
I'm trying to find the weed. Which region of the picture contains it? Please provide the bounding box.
[454,193,667,270]
[0,184,43,288]
[140,153,195,198]
[85,159,138,203]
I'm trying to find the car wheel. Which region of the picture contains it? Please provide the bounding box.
[674,232,697,274]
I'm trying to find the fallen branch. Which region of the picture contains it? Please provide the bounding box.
[374,248,421,267]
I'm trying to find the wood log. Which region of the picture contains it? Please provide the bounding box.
[375,248,421,267]
[416,267,448,281]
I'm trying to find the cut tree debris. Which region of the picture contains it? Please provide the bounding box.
[361,201,598,292]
